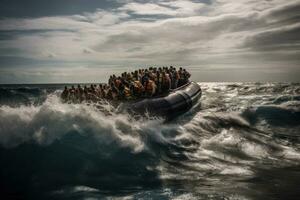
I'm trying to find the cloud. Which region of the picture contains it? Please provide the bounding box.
[0,10,128,31]
[118,2,177,16]
[242,23,300,51]
[0,0,299,82]
[118,0,206,16]
[0,0,119,18]
[83,48,94,54]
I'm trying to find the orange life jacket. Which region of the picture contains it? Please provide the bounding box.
[124,86,131,98]
[134,81,144,93]
[145,80,154,93]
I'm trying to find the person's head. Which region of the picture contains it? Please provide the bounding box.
[77,84,81,88]
[179,67,182,71]
[64,86,68,90]
[71,85,75,89]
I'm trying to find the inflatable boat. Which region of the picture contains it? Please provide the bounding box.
[121,82,201,118]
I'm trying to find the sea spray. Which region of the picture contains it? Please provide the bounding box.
[0,82,300,199]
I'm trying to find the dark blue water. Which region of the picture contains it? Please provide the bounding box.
[0,83,300,199]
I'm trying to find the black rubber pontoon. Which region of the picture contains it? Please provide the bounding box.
[124,82,201,118]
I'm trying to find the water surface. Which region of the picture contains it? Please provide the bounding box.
[0,82,300,199]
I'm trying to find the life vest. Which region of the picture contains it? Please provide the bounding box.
[134,81,144,93]
[124,86,131,99]
[145,80,154,94]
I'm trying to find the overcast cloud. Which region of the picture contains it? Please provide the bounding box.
[0,0,299,83]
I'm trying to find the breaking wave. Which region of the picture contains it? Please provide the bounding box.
[0,82,300,199]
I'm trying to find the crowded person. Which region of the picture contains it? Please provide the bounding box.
[62,66,191,103]
[61,86,69,102]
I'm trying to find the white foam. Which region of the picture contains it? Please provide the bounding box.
[0,93,162,152]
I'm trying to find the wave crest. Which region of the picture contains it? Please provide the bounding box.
[0,94,164,152]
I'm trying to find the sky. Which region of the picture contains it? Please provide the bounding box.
[0,0,299,83]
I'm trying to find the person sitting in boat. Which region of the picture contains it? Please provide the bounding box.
[171,67,180,89]
[62,66,192,102]
[97,84,104,98]
[61,86,69,102]
[141,70,149,86]
[105,87,112,100]
[178,68,184,87]
[84,85,94,102]
[119,83,132,100]
[68,85,76,102]
[109,75,116,85]
[89,85,95,94]
[107,83,118,100]
[102,84,109,99]
[161,71,171,93]
[182,69,191,85]
[157,68,164,94]
[132,80,144,98]
[83,85,90,100]
[76,84,84,102]
[144,77,156,97]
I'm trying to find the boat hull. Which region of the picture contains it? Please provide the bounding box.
[124,82,201,118]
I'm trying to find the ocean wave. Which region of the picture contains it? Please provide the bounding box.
[1,83,300,198]
[0,94,151,150]
[0,87,48,107]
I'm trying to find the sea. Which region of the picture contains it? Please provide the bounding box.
[0,82,300,200]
